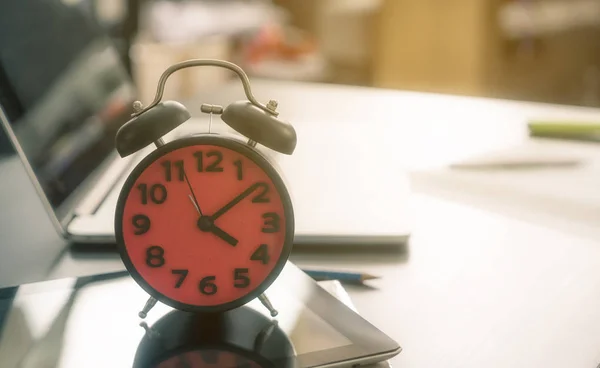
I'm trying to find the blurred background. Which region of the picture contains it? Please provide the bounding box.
[84,0,600,107]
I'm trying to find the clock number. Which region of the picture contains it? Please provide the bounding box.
[252,183,270,203]
[171,269,188,288]
[194,151,203,172]
[194,150,223,172]
[132,214,150,235]
[250,244,270,264]
[205,151,223,172]
[233,268,250,288]
[161,160,184,182]
[199,276,217,295]
[233,159,243,180]
[137,184,148,204]
[137,183,167,205]
[145,246,165,268]
[262,212,280,233]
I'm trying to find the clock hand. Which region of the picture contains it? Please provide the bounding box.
[191,195,239,246]
[211,182,265,220]
[208,225,239,246]
[188,194,202,215]
[183,169,203,216]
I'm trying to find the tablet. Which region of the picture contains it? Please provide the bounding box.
[0,262,400,367]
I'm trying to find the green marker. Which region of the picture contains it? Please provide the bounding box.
[528,121,600,142]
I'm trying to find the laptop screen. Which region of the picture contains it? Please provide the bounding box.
[0,0,135,224]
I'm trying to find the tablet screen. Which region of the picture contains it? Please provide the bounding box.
[0,263,399,367]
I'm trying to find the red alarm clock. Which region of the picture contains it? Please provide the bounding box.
[114,60,296,317]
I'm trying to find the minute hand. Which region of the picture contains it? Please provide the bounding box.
[211,182,264,220]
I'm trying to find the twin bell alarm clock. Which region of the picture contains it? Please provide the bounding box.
[113,59,296,318]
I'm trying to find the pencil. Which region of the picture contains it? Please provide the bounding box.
[302,269,380,283]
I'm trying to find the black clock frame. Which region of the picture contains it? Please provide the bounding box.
[115,134,295,313]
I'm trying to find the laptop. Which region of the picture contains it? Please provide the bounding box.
[0,0,411,247]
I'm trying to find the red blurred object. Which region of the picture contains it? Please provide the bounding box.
[244,24,316,64]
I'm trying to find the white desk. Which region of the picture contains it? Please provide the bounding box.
[50,81,600,367]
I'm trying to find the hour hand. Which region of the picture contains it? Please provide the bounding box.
[209,225,238,246]
[197,216,238,246]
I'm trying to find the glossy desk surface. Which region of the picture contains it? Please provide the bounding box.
[13,80,600,367]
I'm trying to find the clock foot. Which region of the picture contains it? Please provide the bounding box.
[139,321,160,339]
[253,319,278,352]
[258,293,278,317]
[138,296,158,319]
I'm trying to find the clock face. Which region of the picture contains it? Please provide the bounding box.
[115,136,294,312]
[156,349,263,368]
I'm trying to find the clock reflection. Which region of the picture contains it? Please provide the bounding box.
[133,306,296,368]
